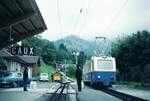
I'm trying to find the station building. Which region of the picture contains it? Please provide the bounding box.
[0,47,40,78]
[0,0,47,77]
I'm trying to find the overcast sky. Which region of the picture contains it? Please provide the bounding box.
[36,0,150,41]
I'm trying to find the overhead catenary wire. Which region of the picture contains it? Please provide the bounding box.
[104,0,129,33]
[78,0,92,36]
[72,0,92,52]
[56,0,67,48]
[72,8,83,35]
[71,8,83,52]
[69,1,91,65]
[88,0,129,56]
[56,0,63,39]
[56,0,67,67]
[102,0,129,55]
[55,0,129,64]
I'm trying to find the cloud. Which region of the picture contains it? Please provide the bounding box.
[36,0,150,41]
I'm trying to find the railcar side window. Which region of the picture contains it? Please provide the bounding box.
[97,60,113,70]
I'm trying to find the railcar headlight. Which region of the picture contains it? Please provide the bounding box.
[97,75,101,79]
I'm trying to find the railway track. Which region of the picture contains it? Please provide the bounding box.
[85,84,148,101]
[46,82,70,101]
[101,88,148,101]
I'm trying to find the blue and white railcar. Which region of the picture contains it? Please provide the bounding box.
[83,56,116,86]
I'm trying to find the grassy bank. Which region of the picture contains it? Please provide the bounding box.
[38,62,55,82]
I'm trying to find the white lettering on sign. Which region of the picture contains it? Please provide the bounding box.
[29,47,34,55]
[24,47,28,55]
[11,46,35,56]
[11,47,17,55]
[18,47,22,55]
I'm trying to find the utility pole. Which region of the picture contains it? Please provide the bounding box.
[72,50,79,66]
[64,59,67,75]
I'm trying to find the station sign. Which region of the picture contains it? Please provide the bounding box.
[11,46,35,56]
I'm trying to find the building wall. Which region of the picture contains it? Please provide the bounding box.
[7,60,21,72]
[6,59,33,78]
[28,67,32,78]
[32,65,38,77]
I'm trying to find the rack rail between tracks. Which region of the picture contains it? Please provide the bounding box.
[46,82,77,101]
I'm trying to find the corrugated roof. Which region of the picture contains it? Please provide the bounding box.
[0,48,13,57]
[0,0,47,49]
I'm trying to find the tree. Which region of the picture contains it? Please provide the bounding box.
[56,43,71,62]
[22,35,43,55]
[67,64,76,78]
[111,30,150,84]
[59,43,68,52]
[78,51,86,69]
[41,42,57,65]
[0,58,7,72]
[139,49,150,85]
[22,36,57,65]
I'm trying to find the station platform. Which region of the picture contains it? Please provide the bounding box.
[112,85,150,101]
[0,87,49,101]
[0,82,63,101]
[71,82,121,101]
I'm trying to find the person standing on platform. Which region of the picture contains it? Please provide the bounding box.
[76,65,82,91]
[23,66,28,91]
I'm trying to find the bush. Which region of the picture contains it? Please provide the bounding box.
[67,64,76,78]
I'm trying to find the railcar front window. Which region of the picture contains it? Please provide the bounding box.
[97,60,113,70]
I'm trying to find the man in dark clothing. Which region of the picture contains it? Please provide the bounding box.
[23,67,28,91]
[75,65,82,91]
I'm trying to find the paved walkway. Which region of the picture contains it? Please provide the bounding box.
[71,82,121,101]
[0,82,60,101]
[0,88,48,101]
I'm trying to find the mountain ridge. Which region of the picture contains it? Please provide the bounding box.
[54,35,111,56]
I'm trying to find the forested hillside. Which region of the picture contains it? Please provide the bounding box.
[55,35,112,56]
[22,35,86,68]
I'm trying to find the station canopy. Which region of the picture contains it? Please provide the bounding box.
[0,0,47,49]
